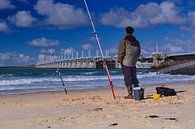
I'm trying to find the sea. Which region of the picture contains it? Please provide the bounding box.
[0,67,195,95]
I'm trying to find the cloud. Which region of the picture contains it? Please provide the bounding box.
[38,49,57,63]
[8,11,36,27]
[163,37,195,53]
[61,47,75,54]
[149,1,185,25]
[47,48,56,54]
[81,43,93,50]
[100,1,186,28]
[28,37,59,47]
[141,49,153,56]
[40,48,57,54]
[38,54,49,64]
[37,53,58,63]
[0,0,15,10]
[34,0,88,29]
[180,26,195,40]
[100,7,149,28]
[0,21,10,32]
[140,36,195,55]
[180,26,190,33]
[38,54,46,60]
[0,52,33,66]
[85,36,97,42]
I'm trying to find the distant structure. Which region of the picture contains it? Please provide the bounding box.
[36,49,115,69]
[35,46,195,75]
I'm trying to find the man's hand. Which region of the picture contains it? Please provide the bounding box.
[103,61,107,68]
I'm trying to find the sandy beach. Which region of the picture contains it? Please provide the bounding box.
[0,82,195,129]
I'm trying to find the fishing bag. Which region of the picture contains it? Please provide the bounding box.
[156,87,176,96]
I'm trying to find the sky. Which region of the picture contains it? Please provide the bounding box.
[0,0,195,66]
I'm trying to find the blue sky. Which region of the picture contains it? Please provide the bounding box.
[0,0,195,66]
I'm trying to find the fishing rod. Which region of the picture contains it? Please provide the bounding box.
[83,0,116,99]
[52,54,67,94]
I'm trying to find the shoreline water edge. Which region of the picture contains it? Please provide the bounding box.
[0,68,195,95]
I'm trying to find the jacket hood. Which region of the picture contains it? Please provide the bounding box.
[125,35,136,42]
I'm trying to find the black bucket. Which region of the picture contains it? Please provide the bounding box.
[133,87,144,100]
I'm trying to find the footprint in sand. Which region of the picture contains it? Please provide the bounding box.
[109,123,118,127]
[164,117,178,121]
[57,117,66,122]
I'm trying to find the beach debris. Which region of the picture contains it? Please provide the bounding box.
[88,107,103,112]
[94,107,103,112]
[109,123,118,127]
[145,115,160,118]
[164,117,178,121]
[152,94,161,99]
[47,126,51,128]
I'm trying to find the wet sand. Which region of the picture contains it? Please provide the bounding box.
[0,82,195,129]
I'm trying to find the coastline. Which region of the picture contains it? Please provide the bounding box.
[0,80,194,96]
[0,82,195,129]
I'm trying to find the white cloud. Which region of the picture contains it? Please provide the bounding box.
[81,43,93,50]
[100,1,186,28]
[37,53,58,64]
[40,49,56,54]
[38,49,57,64]
[149,1,185,25]
[0,21,10,32]
[38,54,46,60]
[38,54,48,64]
[28,37,59,47]
[180,26,190,33]
[0,52,33,66]
[61,47,75,54]
[163,37,195,53]
[8,11,36,27]
[47,48,56,54]
[85,36,97,42]
[141,49,153,56]
[141,37,195,55]
[180,26,195,40]
[100,8,149,28]
[0,0,15,10]
[34,0,88,29]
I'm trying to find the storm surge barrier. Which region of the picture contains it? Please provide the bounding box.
[159,60,195,74]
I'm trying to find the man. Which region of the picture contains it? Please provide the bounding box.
[118,26,140,99]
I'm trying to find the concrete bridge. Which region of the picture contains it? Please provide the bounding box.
[35,56,114,68]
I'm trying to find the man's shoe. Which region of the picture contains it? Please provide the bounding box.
[124,94,133,99]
